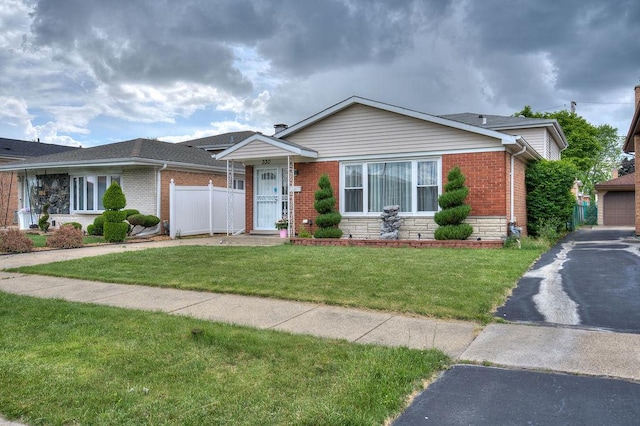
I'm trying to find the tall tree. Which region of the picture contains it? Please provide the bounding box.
[514,106,621,195]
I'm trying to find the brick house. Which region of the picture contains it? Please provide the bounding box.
[623,85,640,235]
[0,138,78,227]
[0,138,244,231]
[216,96,568,240]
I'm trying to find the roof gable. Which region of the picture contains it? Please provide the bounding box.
[595,172,636,191]
[276,96,519,145]
[215,133,318,161]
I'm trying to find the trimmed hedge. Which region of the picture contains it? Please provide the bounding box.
[122,209,140,220]
[104,222,129,242]
[102,210,127,223]
[91,216,105,235]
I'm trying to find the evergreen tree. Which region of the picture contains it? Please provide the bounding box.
[313,174,343,238]
[434,167,473,240]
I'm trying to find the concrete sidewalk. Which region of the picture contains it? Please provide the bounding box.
[0,271,478,357]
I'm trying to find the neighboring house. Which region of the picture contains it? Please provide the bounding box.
[594,172,636,226]
[215,96,568,240]
[0,138,79,227]
[0,138,244,231]
[623,85,640,235]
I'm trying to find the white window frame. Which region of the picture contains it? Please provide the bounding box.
[70,174,122,213]
[340,157,441,216]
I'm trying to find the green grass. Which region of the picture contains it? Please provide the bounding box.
[0,292,448,425]
[10,245,543,322]
[25,233,106,248]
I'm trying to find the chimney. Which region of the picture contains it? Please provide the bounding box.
[612,168,619,179]
[635,85,640,109]
[273,123,288,134]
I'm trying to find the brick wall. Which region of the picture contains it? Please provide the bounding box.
[292,161,340,233]
[442,151,507,217]
[160,169,228,223]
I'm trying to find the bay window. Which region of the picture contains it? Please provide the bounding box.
[72,174,121,212]
[342,159,440,214]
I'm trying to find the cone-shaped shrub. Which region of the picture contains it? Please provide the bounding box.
[314,174,343,238]
[434,166,473,240]
[102,182,128,242]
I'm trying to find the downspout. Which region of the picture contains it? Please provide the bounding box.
[510,137,527,223]
[157,164,167,218]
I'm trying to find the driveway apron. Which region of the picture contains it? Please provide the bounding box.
[496,228,640,333]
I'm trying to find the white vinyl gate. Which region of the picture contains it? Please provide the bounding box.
[169,179,245,238]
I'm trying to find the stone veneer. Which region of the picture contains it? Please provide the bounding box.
[339,216,507,241]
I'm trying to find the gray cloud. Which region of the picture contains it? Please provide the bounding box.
[2,0,640,144]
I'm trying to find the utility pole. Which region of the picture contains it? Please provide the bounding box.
[570,101,576,113]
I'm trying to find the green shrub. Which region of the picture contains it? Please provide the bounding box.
[314,174,342,239]
[297,227,312,238]
[127,214,146,226]
[46,225,83,249]
[434,167,473,240]
[102,182,126,210]
[104,222,129,242]
[526,160,577,236]
[63,222,82,230]
[143,215,161,227]
[38,203,50,232]
[434,224,474,240]
[102,210,127,223]
[314,227,344,239]
[87,224,96,235]
[433,204,472,226]
[122,209,140,220]
[91,216,105,235]
[314,212,342,229]
[0,229,34,253]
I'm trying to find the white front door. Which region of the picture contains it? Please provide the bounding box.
[255,167,282,230]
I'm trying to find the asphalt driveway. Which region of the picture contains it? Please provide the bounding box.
[496,228,640,333]
[393,365,640,425]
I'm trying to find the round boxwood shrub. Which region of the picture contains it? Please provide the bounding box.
[127,214,146,226]
[122,209,140,220]
[87,224,96,235]
[143,215,160,227]
[104,222,129,242]
[91,216,105,235]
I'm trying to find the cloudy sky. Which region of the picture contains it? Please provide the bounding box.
[1,0,639,147]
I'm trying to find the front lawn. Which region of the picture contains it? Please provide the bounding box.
[0,292,448,425]
[10,245,543,322]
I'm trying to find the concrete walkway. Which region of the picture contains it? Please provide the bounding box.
[1,234,639,425]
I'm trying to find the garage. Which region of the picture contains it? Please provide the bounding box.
[595,172,636,226]
[603,191,635,225]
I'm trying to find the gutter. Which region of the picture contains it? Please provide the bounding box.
[510,137,528,223]
[157,163,167,218]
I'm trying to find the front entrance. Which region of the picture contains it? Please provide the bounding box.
[254,167,288,231]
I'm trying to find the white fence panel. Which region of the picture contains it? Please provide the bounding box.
[169,180,245,238]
